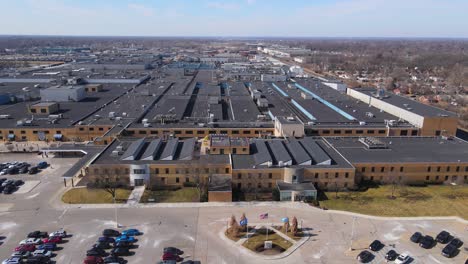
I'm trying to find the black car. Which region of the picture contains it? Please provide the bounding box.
[14,180,24,186]
[7,167,19,174]
[410,232,422,243]
[385,250,398,261]
[449,238,463,248]
[24,256,52,264]
[0,178,6,184]
[442,243,458,258]
[111,247,131,256]
[357,250,374,263]
[19,166,30,174]
[419,235,435,249]
[164,247,184,255]
[103,229,120,237]
[104,255,126,264]
[114,241,132,248]
[93,242,112,249]
[369,240,383,251]
[436,231,451,244]
[3,185,16,194]
[87,247,107,257]
[28,167,39,174]
[98,236,115,243]
[28,231,49,238]
[0,185,5,192]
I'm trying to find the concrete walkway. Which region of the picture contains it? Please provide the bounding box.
[126,186,146,205]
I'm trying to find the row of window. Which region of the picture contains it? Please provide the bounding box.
[1,130,62,135]
[96,167,230,175]
[368,175,468,181]
[131,129,271,135]
[363,166,404,173]
[78,127,107,132]
[427,166,468,173]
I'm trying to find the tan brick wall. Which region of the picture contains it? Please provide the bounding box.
[208,191,232,202]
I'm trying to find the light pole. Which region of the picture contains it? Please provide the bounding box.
[349,216,356,251]
[113,196,119,228]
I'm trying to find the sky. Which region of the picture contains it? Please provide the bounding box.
[0,0,467,38]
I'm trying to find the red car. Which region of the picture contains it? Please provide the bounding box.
[162,252,183,262]
[43,236,62,244]
[83,256,104,264]
[15,244,36,252]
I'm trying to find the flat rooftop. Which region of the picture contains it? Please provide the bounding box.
[326,137,468,164]
[354,88,457,118]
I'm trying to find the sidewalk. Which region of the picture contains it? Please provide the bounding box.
[126,186,146,206]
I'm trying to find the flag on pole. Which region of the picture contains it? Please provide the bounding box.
[259,213,268,219]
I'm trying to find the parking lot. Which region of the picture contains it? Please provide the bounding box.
[0,153,467,263]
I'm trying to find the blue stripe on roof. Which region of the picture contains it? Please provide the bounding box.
[291,99,316,121]
[294,83,356,120]
[271,83,288,97]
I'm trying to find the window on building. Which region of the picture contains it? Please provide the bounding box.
[335,172,339,178]
[426,176,430,181]
[345,172,349,178]
[437,166,441,172]
[165,168,169,174]
[370,176,374,181]
[322,130,330,134]
[390,167,394,172]
[243,130,251,134]
[411,130,418,136]
[368,130,375,134]
[371,167,375,172]
[435,130,441,136]
[197,131,204,135]
[174,130,181,134]
[315,173,319,178]
[436,175,439,180]
[356,130,363,134]
[99,127,104,131]
[133,169,145,174]
[334,130,341,134]
[268,173,272,179]
[89,127,94,131]
[225,168,229,173]
[40,109,47,113]
[20,131,25,134]
[176,177,179,183]
[456,166,460,172]
[325,172,329,178]
[345,130,352,134]
[378,130,386,134]
[232,130,239,134]
[447,166,450,172]
[445,175,449,180]
[31,109,37,113]
[381,167,385,173]
[237,173,242,179]
[400,130,408,136]
[400,167,404,172]
[186,131,193,134]
[161,177,165,182]
[427,166,431,172]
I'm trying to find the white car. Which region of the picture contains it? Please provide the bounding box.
[395,253,411,264]
[32,249,52,257]
[2,257,22,264]
[49,229,67,238]
[19,238,42,245]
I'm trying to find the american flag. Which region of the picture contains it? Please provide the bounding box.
[259,213,268,219]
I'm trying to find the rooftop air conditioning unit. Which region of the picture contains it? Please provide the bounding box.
[359,121,366,126]
[278,161,284,167]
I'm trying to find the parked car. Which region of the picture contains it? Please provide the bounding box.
[102,229,120,237]
[442,244,458,258]
[14,244,36,252]
[395,253,411,264]
[115,235,136,243]
[37,162,47,169]
[436,231,451,244]
[19,166,29,174]
[110,247,131,256]
[164,247,184,255]
[113,241,132,248]
[49,229,67,238]
[449,238,463,248]
[93,242,111,249]
[98,237,115,243]
[356,250,373,263]
[13,180,24,186]
[410,232,422,243]
[28,231,48,238]
[1,179,14,187]
[122,229,141,236]
[385,249,398,261]
[42,236,61,244]
[20,238,42,245]
[368,240,383,251]
[28,167,39,175]
[37,243,56,251]
[32,249,52,257]
[83,256,104,264]
[419,235,435,249]
[1,257,22,264]
[11,251,32,258]
[3,185,16,194]
[87,247,107,257]
[103,255,125,264]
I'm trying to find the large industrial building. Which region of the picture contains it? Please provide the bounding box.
[1,54,465,202]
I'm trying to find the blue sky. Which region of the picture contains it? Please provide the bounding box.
[0,0,467,37]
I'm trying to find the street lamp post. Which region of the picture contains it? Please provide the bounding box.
[113,196,119,228]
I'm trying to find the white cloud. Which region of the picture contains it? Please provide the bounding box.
[128,3,154,17]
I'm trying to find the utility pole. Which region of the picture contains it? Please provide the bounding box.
[349,216,356,251]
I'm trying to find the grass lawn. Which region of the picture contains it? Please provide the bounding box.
[140,187,199,203]
[62,188,132,204]
[272,226,304,241]
[242,228,293,252]
[320,185,468,219]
